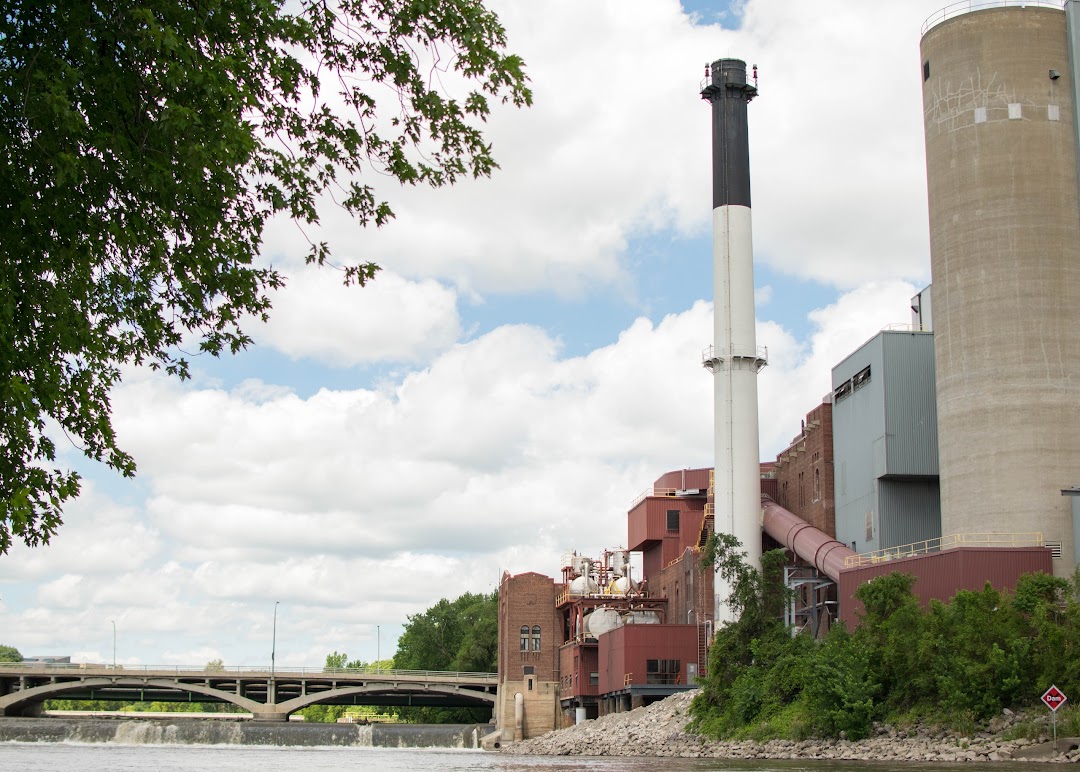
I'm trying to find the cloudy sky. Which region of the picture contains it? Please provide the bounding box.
[1,0,946,668]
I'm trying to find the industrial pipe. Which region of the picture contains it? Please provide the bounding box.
[760,495,856,582]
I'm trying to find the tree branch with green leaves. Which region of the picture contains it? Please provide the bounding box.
[0,0,531,552]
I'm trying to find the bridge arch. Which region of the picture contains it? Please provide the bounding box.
[277,682,496,715]
[0,678,264,716]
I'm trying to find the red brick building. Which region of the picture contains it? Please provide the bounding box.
[495,571,561,740]
[772,399,835,537]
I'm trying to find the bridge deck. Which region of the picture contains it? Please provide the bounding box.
[0,664,499,720]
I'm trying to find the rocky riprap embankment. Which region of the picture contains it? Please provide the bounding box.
[502,690,1080,763]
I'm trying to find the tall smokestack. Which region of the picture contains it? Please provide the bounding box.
[701,59,765,623]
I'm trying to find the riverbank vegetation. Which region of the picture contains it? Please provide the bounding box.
[690,535,1080,742]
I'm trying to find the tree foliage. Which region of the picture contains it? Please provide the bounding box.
[392,590,497,723]
[692,538,1080,741]
[0,645,22,662]
[0,0,531,552]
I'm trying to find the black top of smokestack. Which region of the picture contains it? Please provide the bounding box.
[701,59,756,209]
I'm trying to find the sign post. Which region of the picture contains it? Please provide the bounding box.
[1041,685,1068,742]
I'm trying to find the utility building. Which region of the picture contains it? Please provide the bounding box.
[832,330,940,555]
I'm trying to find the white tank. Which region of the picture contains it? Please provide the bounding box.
[606,576,638,595]
[623,610,660,625]
[572,555,593,576]
[584,607,622,637]
[568,575,598,595]
[609,551,629,577]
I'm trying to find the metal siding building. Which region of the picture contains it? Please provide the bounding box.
[838,547,1053,627]
[832,331,939,554]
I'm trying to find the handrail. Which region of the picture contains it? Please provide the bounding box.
[844,532,1045,568]
[0,663,497,680]
[629,487,680,508]
[922,0,1064,35]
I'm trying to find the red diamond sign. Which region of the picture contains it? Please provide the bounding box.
[1042,685,1068,712]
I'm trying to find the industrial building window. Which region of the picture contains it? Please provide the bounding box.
[519,625,529,651]
[834,379,852,403]
[923,61,930,82]
[667,509,680,532]
[646,659,681,685]
[531,625,542,651]
[523,666,534,675]
[814,468,821,501]
[853,365,871,390]
[590,672,599,685]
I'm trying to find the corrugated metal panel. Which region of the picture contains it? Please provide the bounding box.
[879,478,941,549]
[598,625,698,693]
[630,499,706,564]
[882,332,938,476]
[760,477,779,500]
[838,547,1053,626]
[832,334,886,553]
[652,468,711,493]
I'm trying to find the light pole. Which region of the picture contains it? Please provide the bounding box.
[110,620,116,669]
[270,601,279,704]
[271,601,279,677]
[376,624,380,671]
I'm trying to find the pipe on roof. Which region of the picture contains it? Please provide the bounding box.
[761,495,855,582]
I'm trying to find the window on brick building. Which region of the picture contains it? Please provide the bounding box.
[814,468,820,501]
[519,625,529,651]
[531,625,541,651]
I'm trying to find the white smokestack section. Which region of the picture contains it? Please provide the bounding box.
[701,59,765,624]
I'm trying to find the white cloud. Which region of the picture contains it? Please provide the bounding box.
[258,0,938,297]
[254,270,462,366]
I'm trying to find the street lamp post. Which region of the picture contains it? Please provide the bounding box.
[376,624,380,671]
[270,601,279,703]
[111,621,116,669]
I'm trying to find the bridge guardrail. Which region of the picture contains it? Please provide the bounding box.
[0,663,497,680]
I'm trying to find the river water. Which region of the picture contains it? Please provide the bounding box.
[0,743,1052,772]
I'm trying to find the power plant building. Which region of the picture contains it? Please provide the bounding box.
[490,4,1080,739]
[832,330,940,555]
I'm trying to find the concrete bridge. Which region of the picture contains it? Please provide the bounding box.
[0,663,498,722]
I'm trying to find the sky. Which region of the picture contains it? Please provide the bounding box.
[1,0,947,669]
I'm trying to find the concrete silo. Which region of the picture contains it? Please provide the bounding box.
[920,2,1080,576]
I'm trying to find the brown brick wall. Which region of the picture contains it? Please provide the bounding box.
[773,401,835,537]
[498,572,561,682]
[497,571,561,739]
[657,547,714,626]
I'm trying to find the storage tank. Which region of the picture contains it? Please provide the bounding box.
[568,575,598,596]
[622,610,660,625]
[584,607,621,638]
[606,576,639,595]
[921,3,1080,576]
[608,550,629,577]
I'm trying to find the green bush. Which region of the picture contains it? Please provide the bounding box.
[690,537,1080,742]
